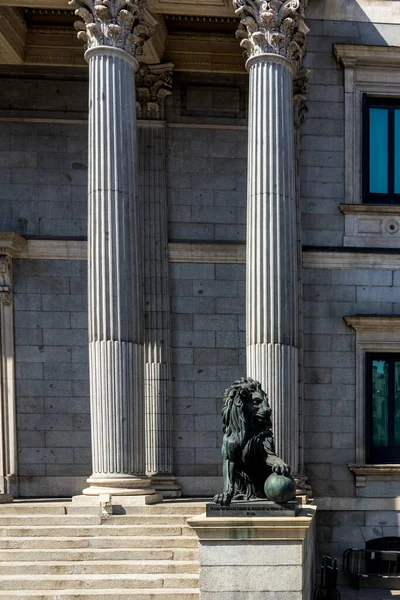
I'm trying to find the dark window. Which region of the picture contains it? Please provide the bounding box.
[363,96,400,204]
[366,353,400,463]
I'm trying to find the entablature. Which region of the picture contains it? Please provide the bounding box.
[0,3,244,72]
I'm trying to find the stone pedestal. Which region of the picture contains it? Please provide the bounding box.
[188,506,316,600]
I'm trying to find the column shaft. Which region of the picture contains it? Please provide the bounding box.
[0,255,16,502]
[139,123,172,475]
[86,49,150,493]
[246,57,299,472]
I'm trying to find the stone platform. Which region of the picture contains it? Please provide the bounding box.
[188,505,317,600]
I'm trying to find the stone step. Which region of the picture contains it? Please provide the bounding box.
[105,515,192,525]
[0,516,102,526]
[0,574,199,591]
[0,535,198,549]
[0,502,206,517]
[0,525,195,537]
[0,560,199,575]
[112,504,206,516]
[0,588,199,600]
[0,548,198,562]
[0,504,70,516]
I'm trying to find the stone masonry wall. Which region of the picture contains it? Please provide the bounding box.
[0,121,87,237]
[170,262,245,495]
[13,259,90,496]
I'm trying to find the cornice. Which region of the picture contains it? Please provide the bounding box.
[344,315,400,332]
[164,14,238,27]
[335,44,400,68]
[0,0,236,17]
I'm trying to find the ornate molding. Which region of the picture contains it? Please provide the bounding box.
[293,68,308,129]
[233,0,308,70]
[0,256,12,305]
[349,464,400,487]
[0,232,27,257]
[136,62,173,120]
[69,0,154,56]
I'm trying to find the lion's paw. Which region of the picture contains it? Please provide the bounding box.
[213,492,233,506]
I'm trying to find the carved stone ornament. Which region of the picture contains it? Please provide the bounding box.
[0,256,12,305]
[69,0,153,56]
[135,63,173,120]
[293,68,309,129]
[233,0,309,69]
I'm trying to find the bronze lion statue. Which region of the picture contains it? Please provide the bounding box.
[213,377,290,506]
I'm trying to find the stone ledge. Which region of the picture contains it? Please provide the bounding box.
[349,464,400,488]
[187,506,316,542]
[341,204,400,249]
[0,233,27,257]
[335,44,400,68]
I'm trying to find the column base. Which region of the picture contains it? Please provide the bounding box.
[151,475,182,498]
[72,493,162,506]
[76,475,162,504]
[0,494,13,504]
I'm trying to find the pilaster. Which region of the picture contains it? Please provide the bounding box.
[233,0,308,475]
[0,233,26,503]
[137,63,181,497]
[70,0,159,501]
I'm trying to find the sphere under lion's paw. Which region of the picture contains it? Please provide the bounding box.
[264,472,296,504]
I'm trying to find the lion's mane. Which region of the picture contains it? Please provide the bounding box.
[221,376,265,436]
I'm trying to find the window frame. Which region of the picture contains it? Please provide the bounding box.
[365,352,400,464]
[344,316,400,471]
[362,95,400,205]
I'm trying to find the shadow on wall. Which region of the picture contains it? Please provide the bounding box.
[0,218,27,235]
[307,0,396,46]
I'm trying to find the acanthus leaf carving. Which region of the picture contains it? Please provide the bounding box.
[293,68,309,130]
[69,0,154,57]
[233,0,309,70]
[0,256,12,306]
[135,63,173,121]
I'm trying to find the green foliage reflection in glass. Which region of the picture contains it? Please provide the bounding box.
[395,361,400,446]
[372,359,388,447]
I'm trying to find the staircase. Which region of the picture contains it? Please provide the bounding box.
[0,500,205,599]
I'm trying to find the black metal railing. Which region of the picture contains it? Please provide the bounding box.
[314,556,340,600]
[343,548,400,579]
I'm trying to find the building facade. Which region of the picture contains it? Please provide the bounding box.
[0,0,400,565]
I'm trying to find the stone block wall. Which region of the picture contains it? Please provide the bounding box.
[167,127,247,243]
[13,259,90,495]
[170,262,245,495]
[0,121,87,237]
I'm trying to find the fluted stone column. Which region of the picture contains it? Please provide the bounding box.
[233,0,308,474]
[0,249,18,503]
[70,0,159,500]
[136,64,181,497]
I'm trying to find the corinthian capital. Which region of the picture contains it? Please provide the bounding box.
[136,63,173,120]
[0,256,12,305]
[69,0,153,57]
[233,0,308,69]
